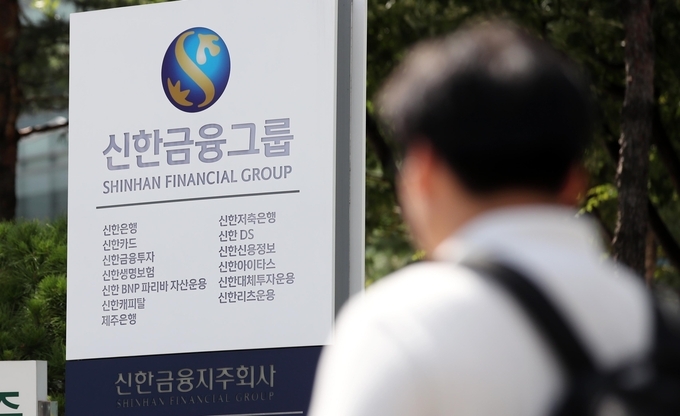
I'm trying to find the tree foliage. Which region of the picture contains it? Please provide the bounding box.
[0,219,67,414]
[364,0,680,287]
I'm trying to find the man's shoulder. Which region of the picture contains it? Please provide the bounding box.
[337,257,652,362]
[366,261,484,303]
[336,261,502,339]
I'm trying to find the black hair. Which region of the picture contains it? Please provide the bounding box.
[377,20,593,194]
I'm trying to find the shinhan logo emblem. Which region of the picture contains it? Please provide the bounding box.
[161,27,231,112]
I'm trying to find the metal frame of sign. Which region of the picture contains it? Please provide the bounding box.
[336,0,366,313]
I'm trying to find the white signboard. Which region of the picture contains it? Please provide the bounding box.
[0,361,47,416]
[67,0,337,360]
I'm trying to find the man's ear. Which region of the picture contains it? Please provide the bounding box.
[558,164,589,206]
[396,140,440,251]
[399,140,437,195]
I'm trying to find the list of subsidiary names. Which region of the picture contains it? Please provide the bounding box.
[100,222,207,328]
[98,208,300,328]
[217,211,297,304]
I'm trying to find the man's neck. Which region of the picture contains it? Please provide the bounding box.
[422,190,562,255]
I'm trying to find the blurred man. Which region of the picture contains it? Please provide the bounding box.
[308,21,651,416]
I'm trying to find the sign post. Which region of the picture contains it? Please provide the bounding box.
[66,0,366,415]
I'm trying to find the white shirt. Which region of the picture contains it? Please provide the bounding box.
[308,206,652,416]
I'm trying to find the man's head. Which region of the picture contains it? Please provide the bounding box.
[377,21,593,253]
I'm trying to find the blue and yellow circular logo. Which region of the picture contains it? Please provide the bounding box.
[161,27,231,112]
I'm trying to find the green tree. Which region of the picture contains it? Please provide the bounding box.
[0,219,67,414]
[364,0,680,287]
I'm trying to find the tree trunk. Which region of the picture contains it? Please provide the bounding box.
[602,128,680,273]
[612,0,654,277]
[0,0,20,221]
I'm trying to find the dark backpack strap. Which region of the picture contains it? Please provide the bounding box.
[463,259,598,377]
[651,296,680,374]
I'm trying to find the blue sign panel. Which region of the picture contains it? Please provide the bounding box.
[66,346,322,416]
